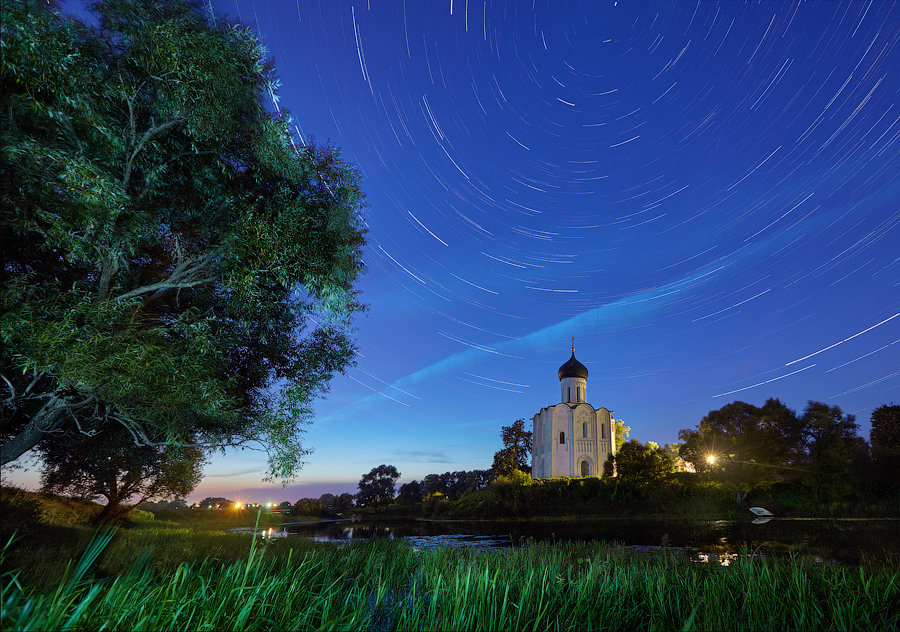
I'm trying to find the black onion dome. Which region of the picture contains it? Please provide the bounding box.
[558,352,588,380]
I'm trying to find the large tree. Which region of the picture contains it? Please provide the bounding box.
[801,401,868,501]
[603,439,675,487]
[40,426,204,526]
[1,0,366,478]
[677,399,803,479]
[870,404,900,490]
[491,419,533,477]
[356,464,400,509]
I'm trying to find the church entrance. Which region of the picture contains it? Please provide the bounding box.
[580,460,590,477]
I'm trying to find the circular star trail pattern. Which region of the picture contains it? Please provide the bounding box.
[201,0,898,495]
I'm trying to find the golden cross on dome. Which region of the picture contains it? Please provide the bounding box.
[571,336,575,353]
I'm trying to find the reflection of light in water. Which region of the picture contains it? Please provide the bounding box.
[259,527,289,540]
[692,551,738,565]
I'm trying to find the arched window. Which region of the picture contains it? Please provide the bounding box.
[601,423,606,439]
[559,431,565,445]
[583,421,588,437]
[577,386,581,402]
[581,460,590,477]
[567,387,572,401]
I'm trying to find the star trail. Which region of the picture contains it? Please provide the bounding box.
[193,0,898,498]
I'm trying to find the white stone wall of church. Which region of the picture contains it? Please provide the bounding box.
[532,399,617,479]
[560,377,587,403]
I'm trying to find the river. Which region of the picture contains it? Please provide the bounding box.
[246,515,900,565]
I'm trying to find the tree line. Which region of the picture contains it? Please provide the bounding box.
[350,400,897,515]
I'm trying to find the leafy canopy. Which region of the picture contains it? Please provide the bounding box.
[1,0,366,479]
[491,419,533,477]
[356,464,400,508]
[603,439,675,487]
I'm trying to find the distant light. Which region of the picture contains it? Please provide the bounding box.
[235,502,242,509]
[706,455,716,465]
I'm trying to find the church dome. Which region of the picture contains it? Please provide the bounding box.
[558,352,588,380]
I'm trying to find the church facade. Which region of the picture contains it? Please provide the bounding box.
[531,346,616,479]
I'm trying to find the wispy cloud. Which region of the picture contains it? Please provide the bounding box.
[391,449,453,463]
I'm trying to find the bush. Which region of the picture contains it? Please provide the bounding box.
[494,469,532,486]
[128,509,155,523]
[0,487,41,537]
[36,495,102,526]
[422,492,449,517]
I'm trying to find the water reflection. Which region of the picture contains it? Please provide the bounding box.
[236,517,900,564]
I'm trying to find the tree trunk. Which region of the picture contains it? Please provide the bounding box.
[92,498,128,527]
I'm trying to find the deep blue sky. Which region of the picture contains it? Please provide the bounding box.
[12,1,899,503]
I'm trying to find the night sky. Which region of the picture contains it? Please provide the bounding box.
[16,1,899,503]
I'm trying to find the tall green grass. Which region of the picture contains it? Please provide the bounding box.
[2,533,898,631]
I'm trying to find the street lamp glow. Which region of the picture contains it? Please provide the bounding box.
[234,502,242,509]
[706,455,716,465]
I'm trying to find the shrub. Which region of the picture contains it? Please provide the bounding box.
[494,469,532,486]
[0,487,41,537]
[36,495,102,526]
[127,509,155,522]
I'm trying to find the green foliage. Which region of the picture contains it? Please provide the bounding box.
[801,402,868,502]
[290,497,323,516]
[0,487,41,538]
[420,470,492,500]
[2,533,898,631]
[397,480,425,503]
[491,418,533,477]
[614,419,630,452]
[196,497,234,509]
[604,439,676,489]
[678,399,804,481]
[356,464,400,508]
[494,469,533,487]
[870,404,900,491]
[128,508,155,522]
[1,0,366,478]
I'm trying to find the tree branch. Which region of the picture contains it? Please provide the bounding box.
[0,394,96,466]
[114,250,219,303]
[122,115,186,191]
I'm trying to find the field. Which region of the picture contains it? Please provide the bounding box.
[2,492,898,631]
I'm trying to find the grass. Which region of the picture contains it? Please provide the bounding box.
[0,489,294,589]
[2,528,898,631]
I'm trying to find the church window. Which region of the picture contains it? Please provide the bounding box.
[581,460,590,477]
[601,423,605,439]
[559,431,565,445]
[577,386,581,401]
[567,387,572,401]
[583,421,588,437]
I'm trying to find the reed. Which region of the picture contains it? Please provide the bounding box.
[2,533,898,631]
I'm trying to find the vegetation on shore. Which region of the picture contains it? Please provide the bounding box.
[419,471,900,521]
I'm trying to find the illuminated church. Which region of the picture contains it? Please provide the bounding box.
[531,342,617,478]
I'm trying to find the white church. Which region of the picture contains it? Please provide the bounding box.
[531,342,617,479]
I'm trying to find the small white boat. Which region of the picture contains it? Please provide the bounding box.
[749,506,774,517]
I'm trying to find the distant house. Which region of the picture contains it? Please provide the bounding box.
[531,343,617,478]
